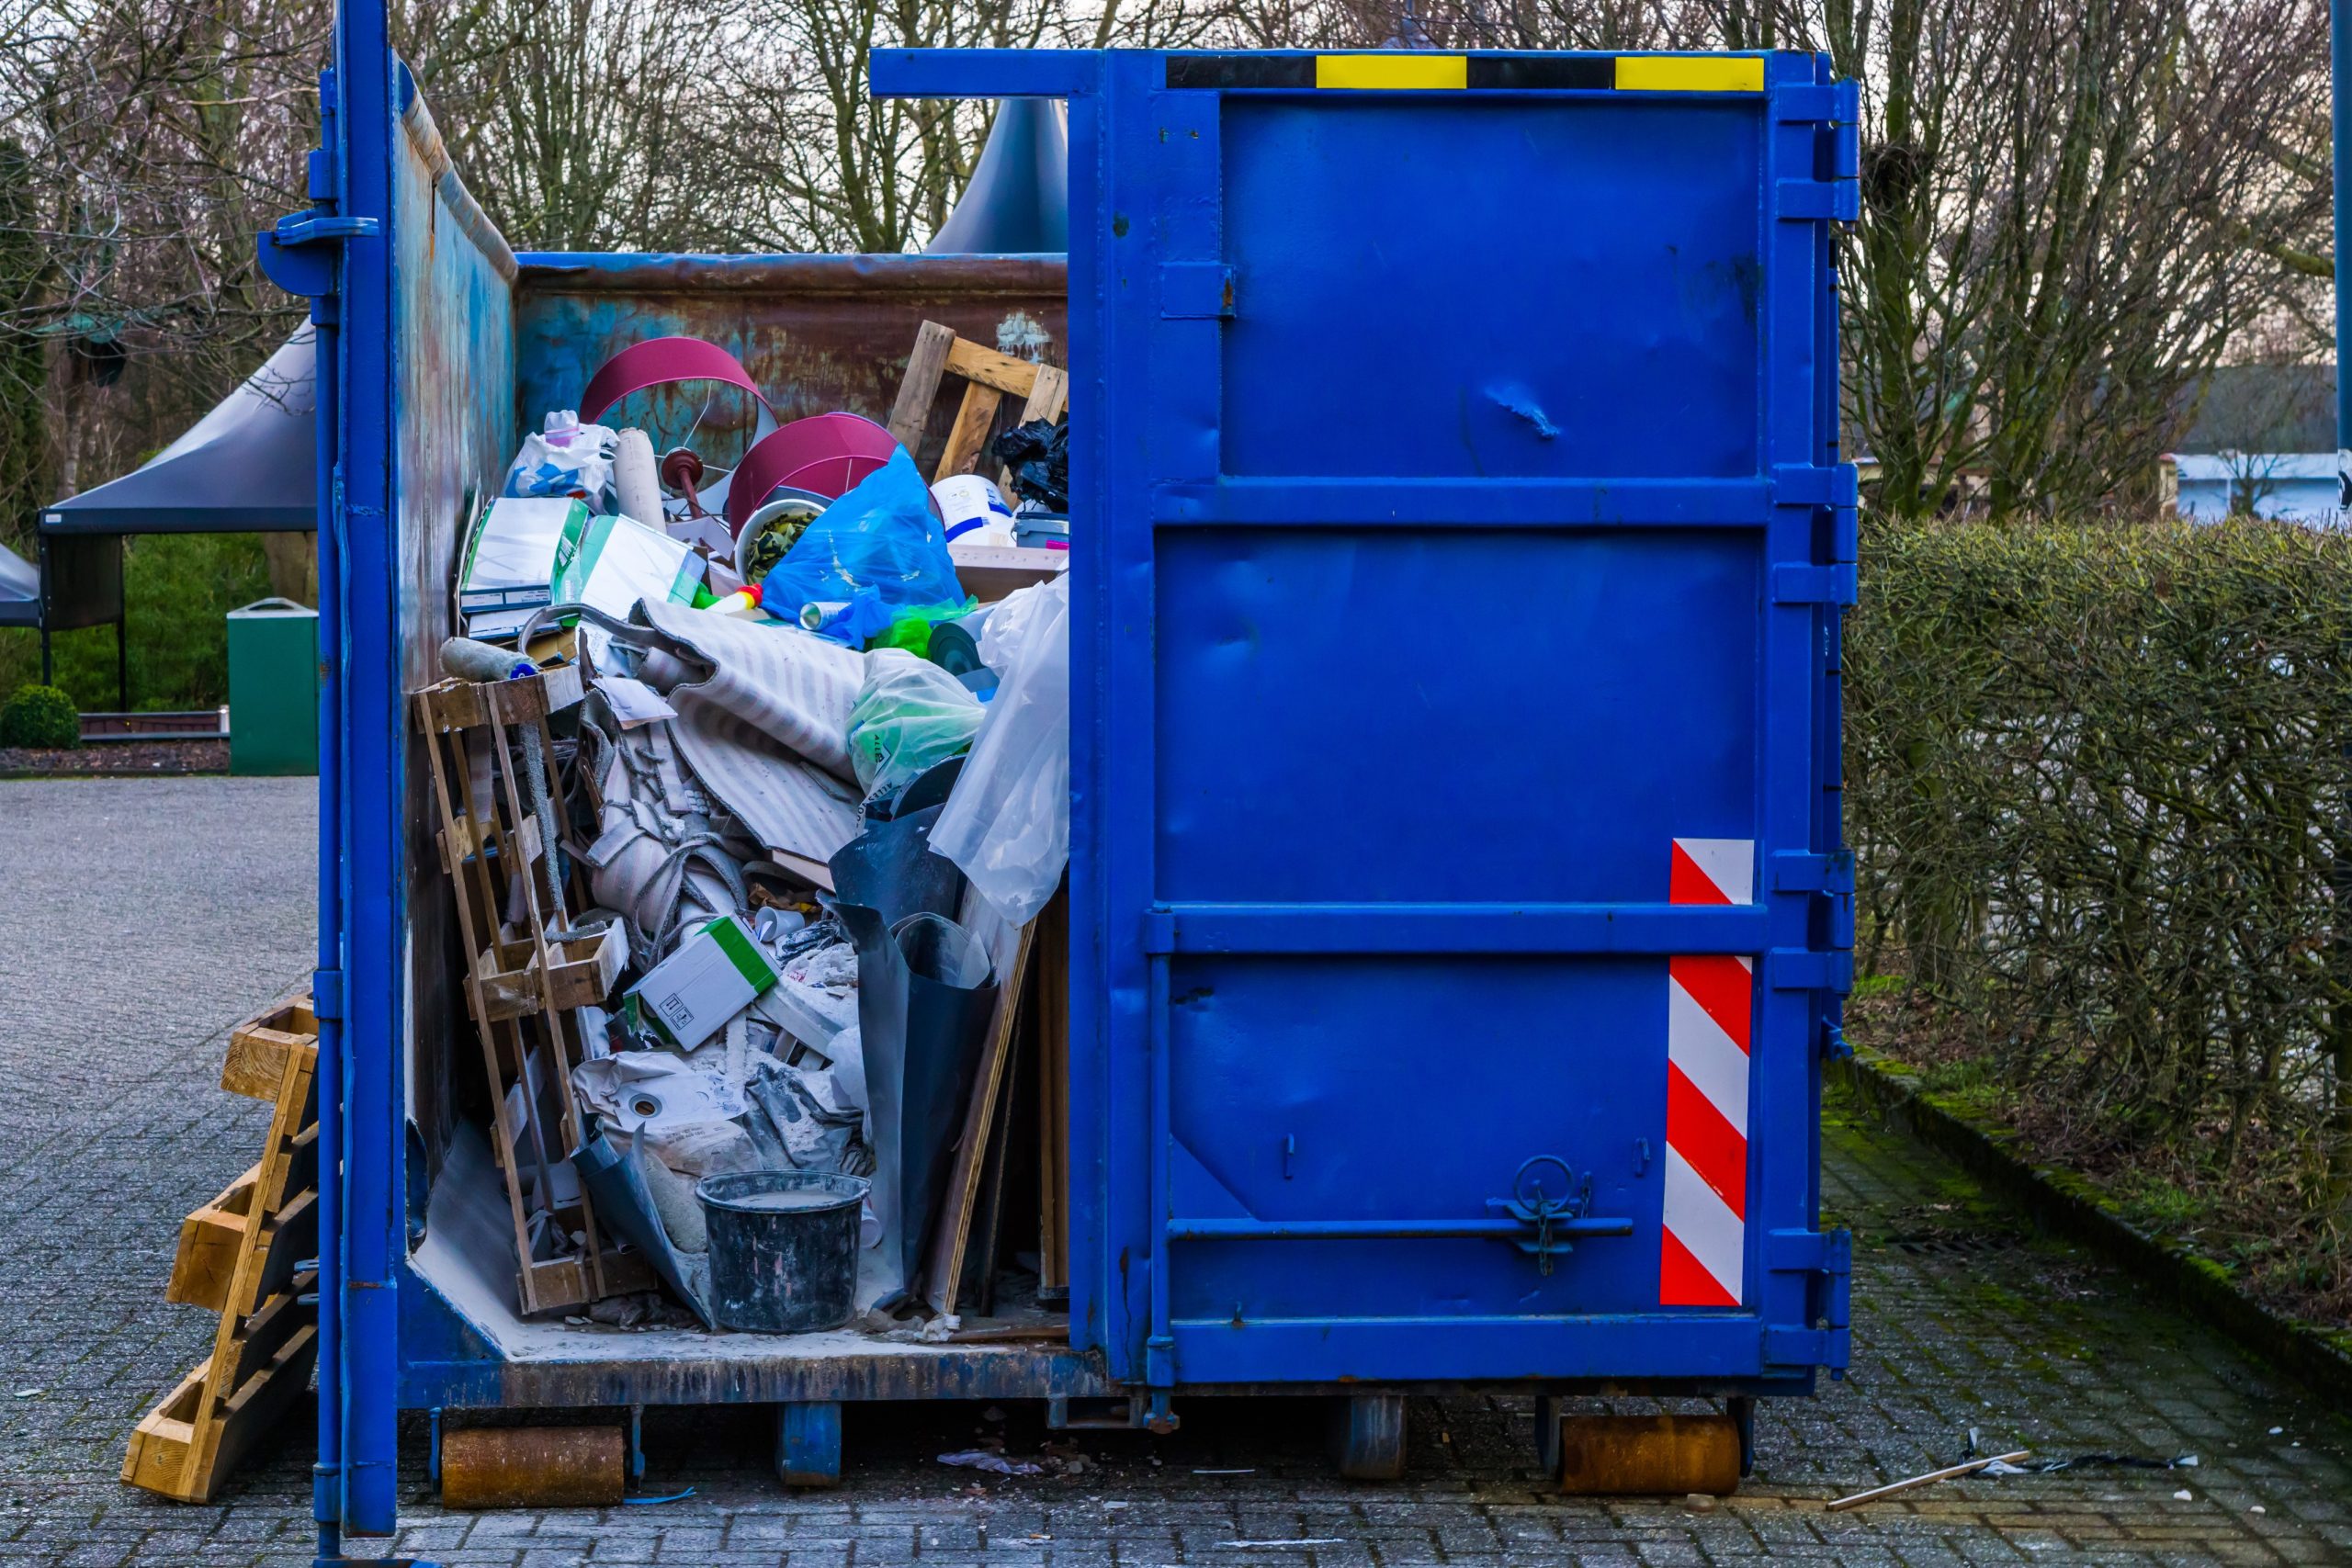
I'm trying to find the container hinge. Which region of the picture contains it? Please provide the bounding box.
[1770,850,1855,896]
[1764,949,1852,995]
[1142,909,1177,954]
[1773,78,1860,126]
[256,209,378,302]
[1766,1226,1850,1280]
[1832,502,1860,564]
[1762,1324,1849,1369]
[1770,563,1858,607]
[1160,262,1236,319]
[311,967,346,1021]
[1764,1227,1852,1371]
[1770,463,1860,510]
[1775,176,1858,224]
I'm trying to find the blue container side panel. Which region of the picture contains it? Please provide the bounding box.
[976,48,1860,1390]
[1220,99,1762,480]
[1154,528,1758,903]
[1168,951,1691,1322]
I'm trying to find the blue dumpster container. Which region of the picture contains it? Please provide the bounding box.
[267,28,1856,1540]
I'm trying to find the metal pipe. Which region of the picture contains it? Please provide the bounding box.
[1167,1217,1635,1242]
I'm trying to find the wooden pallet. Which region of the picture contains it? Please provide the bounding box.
[124,998,322,1504]
[886,320,1069,493]
[415,663,633,1316]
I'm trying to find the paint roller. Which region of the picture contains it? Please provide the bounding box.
[612,427,662,524]
[439,636,535,683]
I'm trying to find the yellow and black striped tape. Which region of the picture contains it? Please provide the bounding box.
[1165,54,1766,94]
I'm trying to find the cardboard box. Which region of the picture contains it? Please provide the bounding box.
[626,914,778,1050]
[456,497,583,639]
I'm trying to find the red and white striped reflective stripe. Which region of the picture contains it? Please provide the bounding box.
[1662,837,1754,1307]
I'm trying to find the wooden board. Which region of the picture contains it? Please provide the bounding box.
[413,674,627,1316]
[122,1294,319,1504]
[937,381,1007,482]
[885,319,1071,493]
[165,1165,259,1314]
[950,545,1067,604]
[221,996,317,1102]
[886,320,959,451]
[125,1024,322,1505]
[1035,890,1069,1293]
[921,919,1036,1316]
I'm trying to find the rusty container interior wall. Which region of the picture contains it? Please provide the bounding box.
[513,254,1069,479]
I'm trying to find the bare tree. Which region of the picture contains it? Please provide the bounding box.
[0,0,326,519]
[400,0,743,251]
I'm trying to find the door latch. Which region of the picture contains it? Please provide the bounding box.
[1491,1155,1601,1276]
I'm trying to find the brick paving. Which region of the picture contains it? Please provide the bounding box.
[2,776,2347,1566]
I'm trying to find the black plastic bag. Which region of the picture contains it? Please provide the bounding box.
[989,416,1069,511]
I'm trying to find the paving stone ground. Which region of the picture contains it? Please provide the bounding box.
[3,776,2348,1567]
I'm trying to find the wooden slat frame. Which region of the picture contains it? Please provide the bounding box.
[886,320,1070,493]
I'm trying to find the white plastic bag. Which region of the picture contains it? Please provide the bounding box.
[505,409,618,504]
[845,649,982,800]
[933,575,1069,925]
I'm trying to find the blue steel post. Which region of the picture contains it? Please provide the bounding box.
[309,69,345,1564]
[331,0,401,1537]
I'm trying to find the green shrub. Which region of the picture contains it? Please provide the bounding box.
[0,532,273,711]
[1846,514,2352,1238]
[0,682,79,749]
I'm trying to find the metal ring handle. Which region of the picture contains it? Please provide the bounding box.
[1512,1154,1575,1209]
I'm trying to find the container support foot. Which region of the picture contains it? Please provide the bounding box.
[1333,1393,1408,1482]
[776,1401,843,1488]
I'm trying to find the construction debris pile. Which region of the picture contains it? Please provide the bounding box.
[416,327,1072,1336]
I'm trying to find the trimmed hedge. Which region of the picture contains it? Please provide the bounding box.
[1845,517,2352,1241]
[0,682,79,749]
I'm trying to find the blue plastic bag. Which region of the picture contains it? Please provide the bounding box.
[757,449,965,646]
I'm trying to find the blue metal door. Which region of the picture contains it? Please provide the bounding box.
[902,47,1859,1395]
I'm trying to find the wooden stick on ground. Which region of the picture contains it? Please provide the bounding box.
[1826,1451,2031,1512]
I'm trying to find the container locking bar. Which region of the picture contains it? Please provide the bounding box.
[1166,1159,1632,1275]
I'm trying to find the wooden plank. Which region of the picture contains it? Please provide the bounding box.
[119,1363,207,1495]
[183,1324,320,1504]
[222,998,316,1102]
[520,1246,657,1312]
[934,380,1006,483]
[966,998,1024,1316]
[887,321,958,450]
[922,919,1036,1315]
[1036,889,1069,1293]
[165,1165,260,1312]
[225,1186,318,1321]
[950,546,1067,604]
[222,1279,313,1392]
[944,335,1047,399]
[1017,362,1069,423]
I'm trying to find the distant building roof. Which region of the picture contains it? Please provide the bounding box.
[2177,365,2336,454]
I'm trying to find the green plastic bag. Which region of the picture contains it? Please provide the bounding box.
[845,649,983,799]
[867,598,978,659]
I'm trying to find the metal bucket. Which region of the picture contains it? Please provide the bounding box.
[695,1171,869,1333]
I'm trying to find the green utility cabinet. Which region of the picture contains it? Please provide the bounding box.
[226,597,319,775]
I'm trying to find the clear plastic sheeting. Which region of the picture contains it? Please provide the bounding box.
[933,575,1069,926]
[846,650,983,800]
